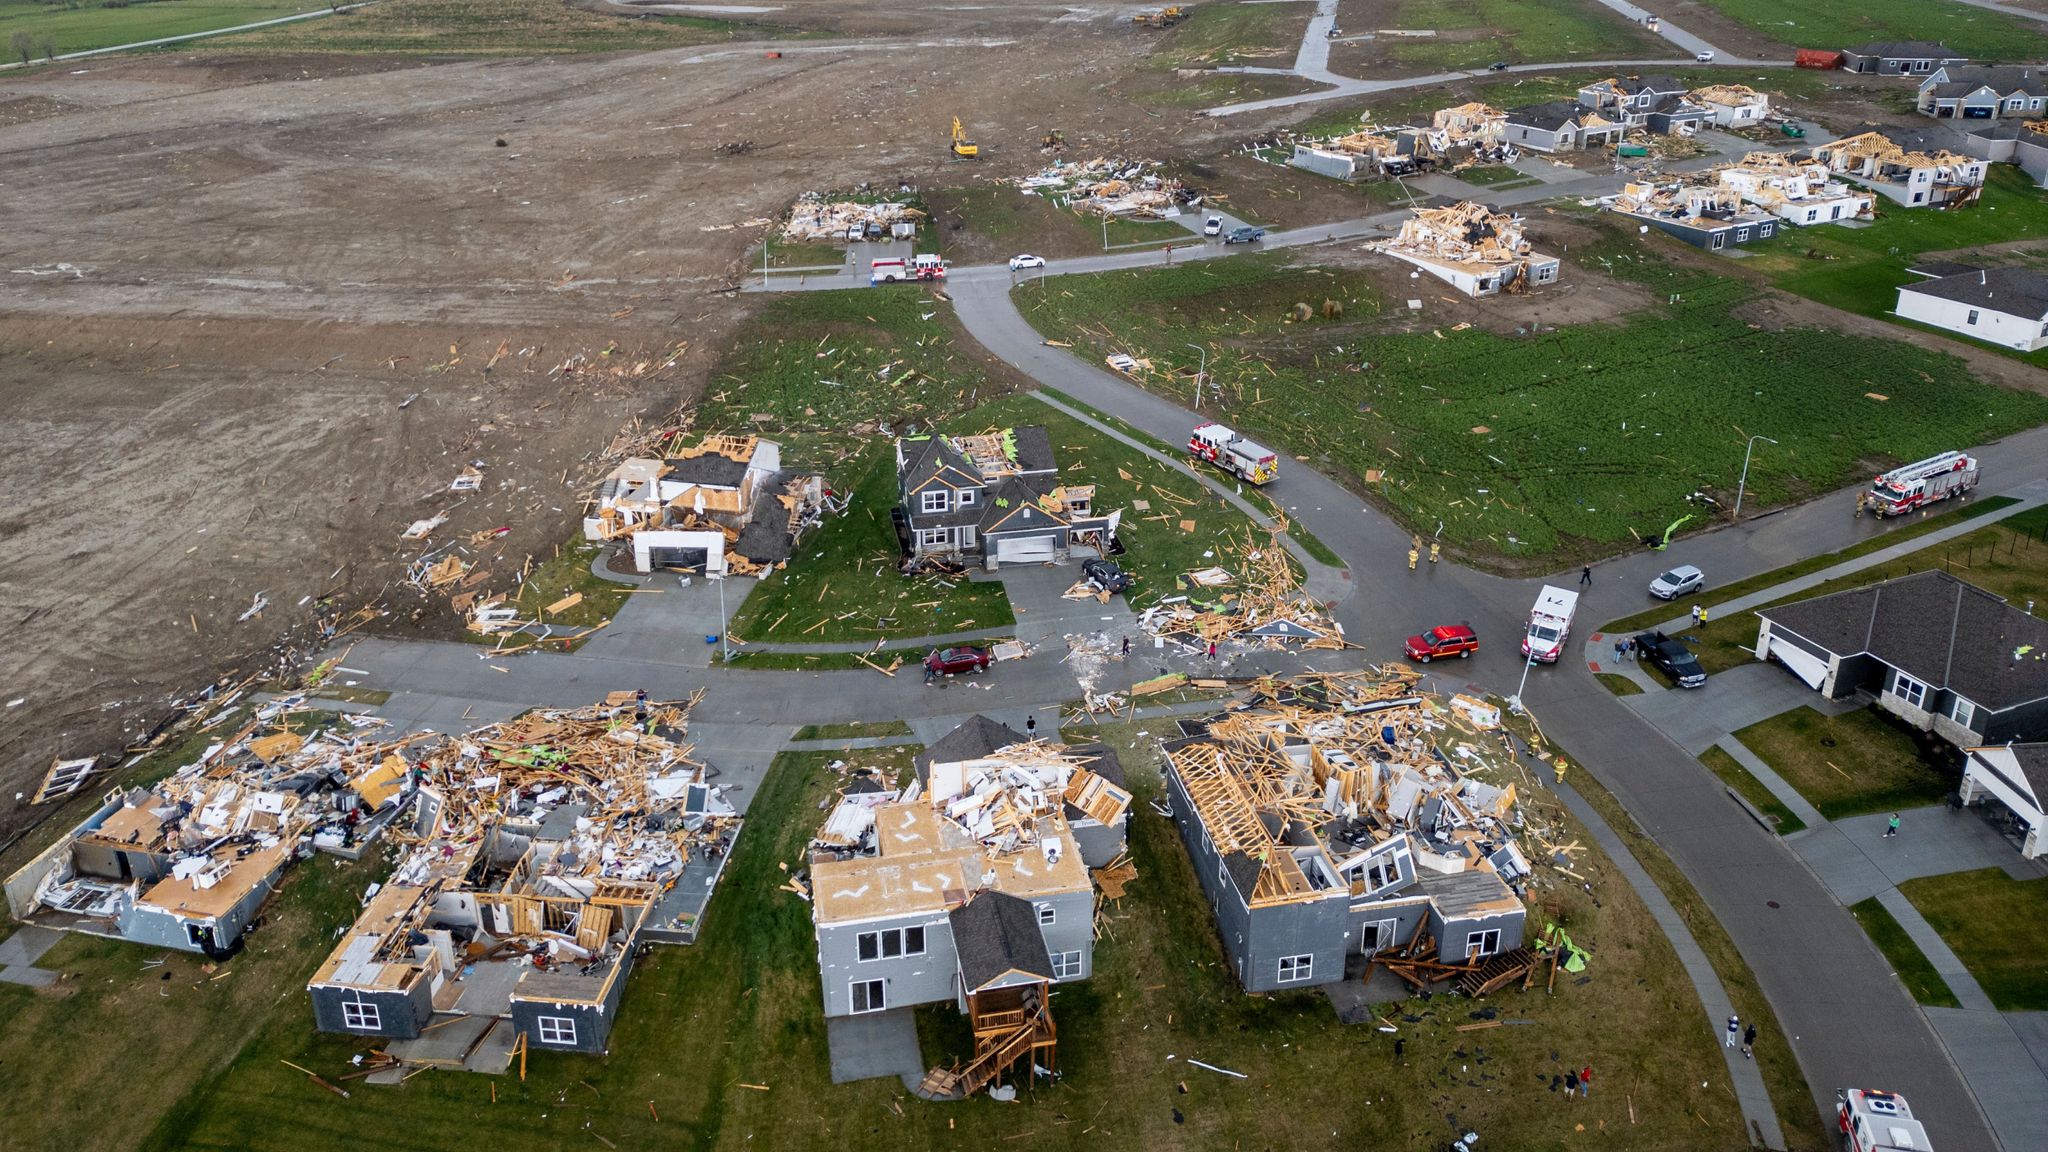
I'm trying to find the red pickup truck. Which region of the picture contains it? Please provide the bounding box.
[1403,623,1478,663]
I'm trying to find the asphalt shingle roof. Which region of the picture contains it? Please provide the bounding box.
[1898,266,2048,320]
[949,891,1054,990]
[915,714,1029,786]
[1848,41,1958,59]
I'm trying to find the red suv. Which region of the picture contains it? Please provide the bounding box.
[1403,623,1478,663]
[925,646,992,676]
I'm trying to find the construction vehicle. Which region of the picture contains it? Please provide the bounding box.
[870,254,948,285]
[1837,1088,1934,1152]
[1188,422,1278,485]
[950,116,978,160]
[1041,129,1065,153]
[1130,6,1188,28]
[1860,451,1978,518]
[1520,585,1578,664]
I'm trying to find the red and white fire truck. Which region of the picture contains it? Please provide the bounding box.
[1188,423,1278,485]
[1861,451,1978,518]
[870,254,948,285]
[1837,1088,1933,1152]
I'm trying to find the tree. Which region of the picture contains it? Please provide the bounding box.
[10,30,35,66]
[37,34,55,62]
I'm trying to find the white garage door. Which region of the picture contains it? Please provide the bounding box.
[1767,637,1829,691]
[994,536,1056,565]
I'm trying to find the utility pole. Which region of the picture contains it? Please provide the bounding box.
[1102,215,1109,252]
[1186,343,1208,408]
[1733,434,1778,518]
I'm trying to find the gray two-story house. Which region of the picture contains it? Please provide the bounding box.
[1840,41,1966,77]
[895,427,1120,568]
[1756,570,2048,749]
[1577,75,1704,134]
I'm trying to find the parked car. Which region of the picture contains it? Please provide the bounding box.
[1404,623,1479,663]
[1648,564,1705,600]
[1223,226,1266,245]
[1488,60,1510,71]
[1694,51,1715,62]
[1634,631,1706,688]
[926,646,992,676]
[846,225,863,243]
[1009,253,1046,271]
[1203,215,1224,236]
[1082,557,1132,594]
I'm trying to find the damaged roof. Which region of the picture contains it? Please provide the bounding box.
[916,714,1030,785]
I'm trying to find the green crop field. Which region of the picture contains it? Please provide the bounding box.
[0,0,320,58]
[1373,0,1664,71]
[207,0,796,55]
[1696,0,2048,61]
[1015,249,2048,561]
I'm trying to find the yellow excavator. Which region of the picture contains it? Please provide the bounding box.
[950,116,979,159]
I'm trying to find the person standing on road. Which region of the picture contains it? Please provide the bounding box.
[1026,715,1037,738]
[1886,812,1901,838]
[1429,541,1440,564]
[1580,565,1592,586]
[1725,1014,1740,1048]
[1408,546,1419,570]
[1614,639,1625,663]
[1207,640,1218,660]
[1742,1023,1757,1060]
[1121,635,1131,658]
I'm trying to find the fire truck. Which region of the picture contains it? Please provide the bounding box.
[1188,423,1278,485]
[870,254,947,285]
[1860,451,1978,518]
[1837,1088,1933,1152]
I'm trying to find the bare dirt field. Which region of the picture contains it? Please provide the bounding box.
[0,0,1258,843]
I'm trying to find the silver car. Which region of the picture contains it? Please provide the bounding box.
[1648,564,1704,600]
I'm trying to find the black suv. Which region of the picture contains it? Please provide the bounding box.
[1633,631,1706,688]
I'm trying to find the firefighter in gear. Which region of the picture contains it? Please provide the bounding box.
[1407,547,1419,570]
[1429,541,1441,564]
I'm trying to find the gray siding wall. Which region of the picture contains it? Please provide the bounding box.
[1349,898,1430,954]
[817,911,958,1018]
[1431,907,1528,963]
[311,983,431,1039]
[1070,818,1126,869]
[1241,897,1349,992]
[1505,124,1564,152]
[513,949,636,1055]
[1034,888,1096,982]
[1831,653,1885,700]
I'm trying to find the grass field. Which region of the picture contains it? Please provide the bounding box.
[499,538,631,637]
[1015,247,2048,561]
[790,718,911,740]
[1847,896,1963,1009]
[1595,671,1644,696]
[208,0,792,55]
[1695,0,2048,62]
[1734,706,1952,821]
[1453,164,1535,187]
[1699,745,1807,835]
[1901,867,2048,1010]
[0,0,320,57]
[1744,167,2048,366]
[1142,0,1311,69]
[1292,67,1842,136]
[1622,503,2048,675]
[1374,0,1664,71]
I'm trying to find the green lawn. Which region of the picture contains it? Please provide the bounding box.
[501,538,632,639]
[1623,503,2048,676]
[1453,164,1534,187]
[1598,495,2020,635]
[207,0,797,54]
[1734,707,1951,821]
[1743,167,2048,366]
[1847,897,1962,1009]
[1374,0,1664,71]
[1016,246,2048,562]
[0,0,321,57]
[1595,672,1645,696]
[791,718,912,741]
[1699,745,1807,835]
[1901,868,2048,1010]
[1695,0,2048,61]
[1142,0,1311,69]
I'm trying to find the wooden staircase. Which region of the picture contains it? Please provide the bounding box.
[916,984,1056,1100]
[1455,946,1539,998]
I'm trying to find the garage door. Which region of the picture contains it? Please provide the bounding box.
[1766,637,1828,690]
[994,536,1056,565]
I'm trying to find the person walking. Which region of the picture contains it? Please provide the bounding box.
[1690,604,1704,627]
[1621,637,1634,661]
[1428,541,1440,564]
[1725,1014,1740,1048]
[1025,715,1037,738]
[1886,812,1901,838]
[1614,640,1625,663]
[1579,565,1592,586]
[1120,635,1131,658]
[1580,1067,1592,1098]
[1564,1069,1579,1099]
[1700,607,1711,624]
[1207,640,1218,660]
[1742,1024,1757,1060]
[1408,545,1419,570]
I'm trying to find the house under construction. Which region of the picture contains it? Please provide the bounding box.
[1371,200,1560,297]
[1160,670,1530,994]
[583,434,829,576]
[1813,126,1988,207]
[808,717,1129,1099]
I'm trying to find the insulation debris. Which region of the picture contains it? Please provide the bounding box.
[1368,201,1560,297]
[779,194,925,243]
[1008,156,1199,219]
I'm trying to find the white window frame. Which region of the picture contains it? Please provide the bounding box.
[1361,917,1400,954]
[960,526,976,549]
[920,489,949,514]
[1277,954,1314,983]
[1050,949,1083,979]
[1968,309,1981,326]
[1465,928,1503,959]
[1951,696,1977,729]
[1893,672,1928,709]
[341,1000,381,1031]
[956,488,976,507]
[916,527,950,550]
[1036,904,1056,927]
[850,978,887,1014]
[536,1015,577,1046]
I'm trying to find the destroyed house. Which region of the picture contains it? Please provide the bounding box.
[1373,200,1560,298]
[1755,570,2048,749]
[1158,673,1527,994]
[1607,180,1780,250]
[1918,65,2048,120]
[1896,264,2048,350]
[1713,154,1876,225]
[6,707,417,957]
[1691,84,1770,127]
[1502,101,1622,153]
[1814,126,1987,207]
[585,435,826,575]
[1839,41,1966,77]
[1959,119,2048,186]
[895,427,1120,568]
[809,722,1115,1043]
[913,714,1131,868]
[306,701,739,1066]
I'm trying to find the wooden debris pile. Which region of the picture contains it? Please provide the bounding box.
[1138,524,1346,650]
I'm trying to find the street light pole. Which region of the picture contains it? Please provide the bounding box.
[1102,215,1109,252]
[1186,343,1207,409]
[716,570,730,663]
[762,232,770,282]
[1509,648,1536,716]
[1733,434,1778,519]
